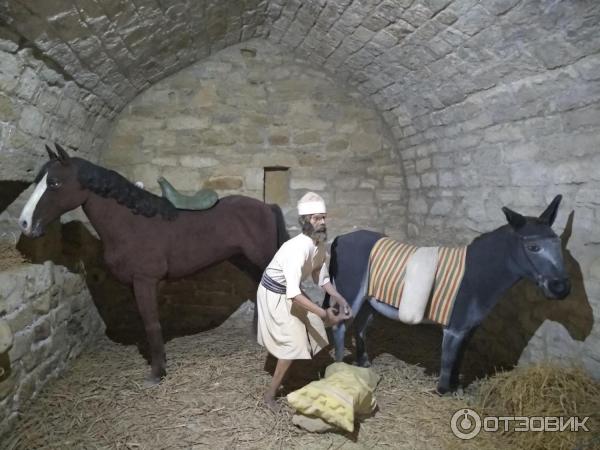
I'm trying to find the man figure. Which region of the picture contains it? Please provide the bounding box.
[257,191,352,411]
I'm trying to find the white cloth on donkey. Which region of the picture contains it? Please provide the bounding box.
[398,246,439,324]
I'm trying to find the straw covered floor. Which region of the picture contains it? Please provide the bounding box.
[4,309,599,450]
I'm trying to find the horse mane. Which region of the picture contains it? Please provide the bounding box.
[73,158,178,220]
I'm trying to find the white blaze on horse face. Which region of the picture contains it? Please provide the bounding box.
[18,173,48,235]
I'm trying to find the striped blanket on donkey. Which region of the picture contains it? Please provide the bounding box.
[367,237,467,326]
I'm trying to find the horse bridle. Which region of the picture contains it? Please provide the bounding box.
[518,234,562,282]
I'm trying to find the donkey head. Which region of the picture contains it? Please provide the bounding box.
[18,144,88,238]
[502,195,570,299]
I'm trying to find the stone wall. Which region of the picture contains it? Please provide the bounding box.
[0,23,113,238]
[0,261,105,438]
[102,38,406,239]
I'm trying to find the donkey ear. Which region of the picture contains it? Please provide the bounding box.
[45,144,58,160]
[502,206,526,229]
[539,194,562,226]
[54,142,70,162]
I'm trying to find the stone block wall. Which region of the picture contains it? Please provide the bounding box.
[0,261,105,438]
[101,38,407,240]
[0,23,113,238]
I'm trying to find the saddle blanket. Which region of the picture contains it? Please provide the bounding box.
[367,237,467,326]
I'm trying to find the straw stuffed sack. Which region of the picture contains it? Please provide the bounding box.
[287,362,381,432]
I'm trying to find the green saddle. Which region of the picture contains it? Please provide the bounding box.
[157,176,218,210]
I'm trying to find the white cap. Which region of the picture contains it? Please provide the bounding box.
[297,192,326,215]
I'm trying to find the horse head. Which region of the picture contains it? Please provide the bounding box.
[502,195,570,300]
[18,143,87,238]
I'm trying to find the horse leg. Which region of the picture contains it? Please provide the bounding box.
[437,328,470,394]
[133,276,166,384]
[355,301,375,367]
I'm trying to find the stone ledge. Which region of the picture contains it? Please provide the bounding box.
[0,261,105,440]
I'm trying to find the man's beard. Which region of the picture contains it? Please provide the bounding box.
[307,223,327,243]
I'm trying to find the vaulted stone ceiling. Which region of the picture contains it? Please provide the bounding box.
[269,0,599,141]
[2,0,598,137]
[0,0,270,113]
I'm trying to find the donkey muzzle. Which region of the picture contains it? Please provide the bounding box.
[544,277,571,299]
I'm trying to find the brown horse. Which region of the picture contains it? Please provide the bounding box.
[18,143,287,383]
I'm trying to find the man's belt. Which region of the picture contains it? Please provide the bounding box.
[261,272,286,294]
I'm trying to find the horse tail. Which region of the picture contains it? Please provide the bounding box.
[269,203,289,248]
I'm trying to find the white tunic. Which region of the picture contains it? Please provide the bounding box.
[257,233,330,360]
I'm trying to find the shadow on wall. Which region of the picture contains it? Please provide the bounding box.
[0,181,30,217]
[354,211,593,385]
[16,221,258,351]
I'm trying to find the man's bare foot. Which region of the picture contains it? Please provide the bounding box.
[264,393,281,413]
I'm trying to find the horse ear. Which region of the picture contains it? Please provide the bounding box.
[45,144,58,160]
[54,142,70,163]
[502,206,526,229]
[539,194,562,226]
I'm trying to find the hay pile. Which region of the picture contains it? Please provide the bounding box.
[474,364,600,450]
[0,239,27,271]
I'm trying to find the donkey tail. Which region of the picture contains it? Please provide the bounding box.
[269,203,290,248]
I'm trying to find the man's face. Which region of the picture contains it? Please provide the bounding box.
[309,213,327,242]
[310,214,327,230]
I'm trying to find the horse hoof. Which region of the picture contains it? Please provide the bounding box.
[356,360,371,368]
[144,373,162,387]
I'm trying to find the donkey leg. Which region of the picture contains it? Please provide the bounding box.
[133,276,166,384]
[354,302,375,367]
[332,322,346,362]
[437,328,470,394]
[449,327,476,390]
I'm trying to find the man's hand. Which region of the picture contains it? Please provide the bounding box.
[324,306,351,327]
[330,294,352,318]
